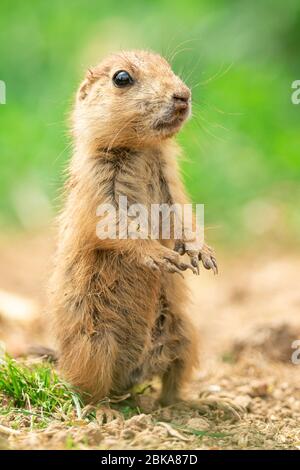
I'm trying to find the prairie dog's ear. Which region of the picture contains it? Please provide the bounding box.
[77,68,97,101]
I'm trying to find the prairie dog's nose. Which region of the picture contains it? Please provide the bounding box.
[173,89,191,110]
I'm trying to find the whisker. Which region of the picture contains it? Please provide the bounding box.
[194,99,243,117]
[193,109,231,133]
[193,62,234,89]
[170,47,195,64]
[166,37,202,64]
[192,114,227,143]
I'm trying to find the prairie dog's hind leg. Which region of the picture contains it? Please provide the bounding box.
[150,300,199,407]
[154,274,199,406]
[160,358,190,407]
[159,323,198,407]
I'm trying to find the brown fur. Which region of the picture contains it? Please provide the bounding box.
[50,50,216,405]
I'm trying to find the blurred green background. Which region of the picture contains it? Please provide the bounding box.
[0,0,299,248]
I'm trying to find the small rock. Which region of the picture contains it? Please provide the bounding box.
[104,438,118,446]
[187,417,210,431]
[121,429,136,440]
[208,384,221,393]
[233,395,252,410]
[249,380,270,398]
[85,424,103,444]
[126,413,152,430]
[158,408,173,422]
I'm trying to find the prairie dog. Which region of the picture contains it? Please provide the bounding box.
[50,50,217,405]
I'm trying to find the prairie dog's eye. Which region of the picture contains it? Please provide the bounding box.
[113,70,134,87]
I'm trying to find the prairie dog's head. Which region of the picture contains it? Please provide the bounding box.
[73,50,191,149]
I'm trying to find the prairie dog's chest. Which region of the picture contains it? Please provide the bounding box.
[115,150,172,205]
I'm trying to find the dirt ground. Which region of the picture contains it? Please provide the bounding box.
[0,232,300,450]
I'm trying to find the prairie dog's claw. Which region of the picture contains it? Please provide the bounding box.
[143,250,197,276]
[175,241,218,275]
[190,256,200,275]
[200,250,218,275]
[178,261,198,275]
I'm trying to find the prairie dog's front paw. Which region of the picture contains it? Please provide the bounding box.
[143,248,198,276]
[174,241,218,275]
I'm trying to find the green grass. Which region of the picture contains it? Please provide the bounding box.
[175,424,227,439]
[0,355,83,427]
[0,355,143,429]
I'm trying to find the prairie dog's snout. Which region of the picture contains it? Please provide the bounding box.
[173,89,191,106]
[172,89,191,115]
